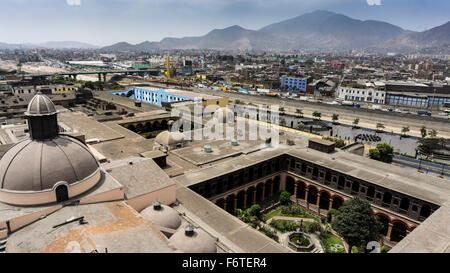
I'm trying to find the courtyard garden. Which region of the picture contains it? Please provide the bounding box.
[237,192,391,253]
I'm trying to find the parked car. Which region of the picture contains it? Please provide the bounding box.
[417,110,432,116]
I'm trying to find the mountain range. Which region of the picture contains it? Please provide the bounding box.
[1,10,449,53]
[0,41,98,50]
[102,10,450,53]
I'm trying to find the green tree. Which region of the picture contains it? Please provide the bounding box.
[279,107,285,114]
[332,114,339,123]
[312,111,321,120]
[279,118,286,127]
[369,143,394,163]
[332,198,382,252]
[296,109,303,117]
[420,126,427,138]
[352,118,360,128]
[401,126,410,136]
[280,191,291,205]
[428,129,437,138]
[249,204,261,217]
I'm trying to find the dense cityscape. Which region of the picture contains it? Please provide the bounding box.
[0,0,449,263]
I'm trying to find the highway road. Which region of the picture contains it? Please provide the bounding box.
[393,154,449,180]
[184,86,450,140]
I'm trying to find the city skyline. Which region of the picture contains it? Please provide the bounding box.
[0,0,449,46]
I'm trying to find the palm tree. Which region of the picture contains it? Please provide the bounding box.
[376,123,385,132]
[401,126,410,136]
[332,114,339,124]
[352,118,360,128]
[313,111,321,120]
[420,126,427,138]
[428,129,438,138]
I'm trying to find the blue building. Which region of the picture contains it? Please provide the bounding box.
[111,87,195,107]
[280,76,307,93]
[110,87,223,107]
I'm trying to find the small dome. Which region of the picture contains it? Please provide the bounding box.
[141,201,182,230]
[155,131,185,146]
[0,135,100,204]
[25,92,57,116]
[168,224,217,253]
[213,107,234,123]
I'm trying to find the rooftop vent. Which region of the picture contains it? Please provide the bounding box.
[204,144,212,153]
[308,138,335,153]
[153,201,162,210]
[185,224,195,236]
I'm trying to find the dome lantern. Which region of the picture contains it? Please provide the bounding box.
[25,92,59,140]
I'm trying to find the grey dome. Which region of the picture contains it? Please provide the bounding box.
[168,225,217,253]
[25,92,57,116]
[0,135,100,192]
[141,203,182,230]
[155,131,185,146]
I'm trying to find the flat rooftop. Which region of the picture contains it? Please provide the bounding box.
[171,138,265,166]
[58,111,124,142]
[6,201,176,253]
[390,201,450,253]
[103,157,174,199]
[93,90,161,112]
[165,89,221,100]
[286,147,450,206]
[174,147,288,188]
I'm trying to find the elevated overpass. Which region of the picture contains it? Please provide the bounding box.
[23,69,160,82]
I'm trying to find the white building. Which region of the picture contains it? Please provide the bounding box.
[337,82,386,104]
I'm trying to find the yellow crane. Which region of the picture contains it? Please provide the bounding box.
[166,55,170,80]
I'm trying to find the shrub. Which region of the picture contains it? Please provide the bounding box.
[306,221,321,234]
[259,227,279,242]
[323,136,346,148]
[380,245,391,253]
[249,204,261,217]
[269,220,299,233]
[327,208,336,223]
[280,191,291,205]
[351,246,359,253]
[281,204,302,216]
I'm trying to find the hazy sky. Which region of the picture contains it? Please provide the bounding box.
[1,0,449,46]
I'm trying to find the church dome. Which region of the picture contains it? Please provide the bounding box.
[168,224,217,253]
[140,201,181,230]
[0,93,101,206]
[155,131,185,146]
[25,92,57,116]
